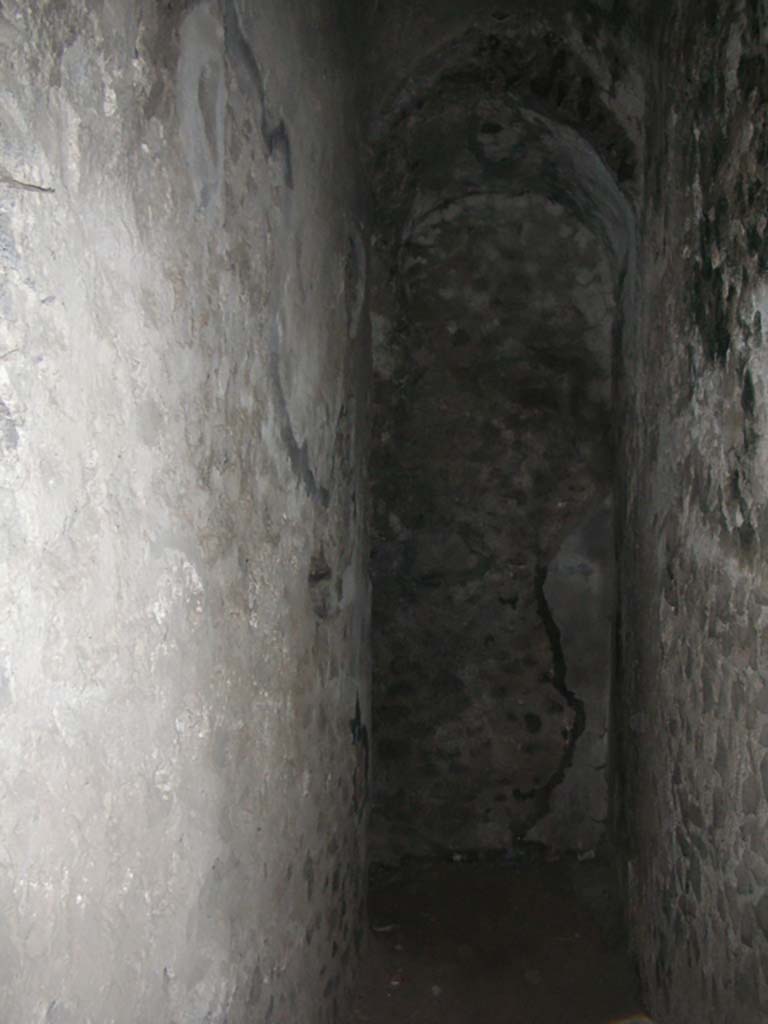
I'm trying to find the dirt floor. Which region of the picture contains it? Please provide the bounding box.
[348,855,651,1024]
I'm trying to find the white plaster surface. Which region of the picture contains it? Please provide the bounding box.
[0,2,369,1021]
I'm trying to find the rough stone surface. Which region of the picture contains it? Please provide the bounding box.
[0,2,369,1022]
[370,196,616,858]
[616,1,768,1021]
[367,6,639,862]
[4,1,768,1020]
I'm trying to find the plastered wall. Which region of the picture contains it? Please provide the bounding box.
[0,2,369,1021]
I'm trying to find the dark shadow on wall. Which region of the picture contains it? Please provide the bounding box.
[365,14,639,865]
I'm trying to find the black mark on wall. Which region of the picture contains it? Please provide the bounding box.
[269,317,330,507]
[349,695,369,817]
[512,565,586,827]
[308,549,334,619]
[223,0,294,188]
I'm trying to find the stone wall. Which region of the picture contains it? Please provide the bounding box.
[0,2,369,1021]
[368,5,640,862]
[617,0,768,1020]
[370,192,617,859]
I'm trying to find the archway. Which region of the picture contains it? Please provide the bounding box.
[367,19,638,864]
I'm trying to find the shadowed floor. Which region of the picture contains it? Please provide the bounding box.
[348,856,650,1024]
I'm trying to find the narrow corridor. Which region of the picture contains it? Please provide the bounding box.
[3,2,768,1022]
[362,10,638,1022]
[349,855,646,1024]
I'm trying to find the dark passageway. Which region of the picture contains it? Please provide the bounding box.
[349,857,645,1024]
[355,2,768,1022]
[356,3,642,1019]
[3,1,768,1022]
[366,15,634,864]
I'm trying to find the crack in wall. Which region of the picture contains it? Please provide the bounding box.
[512,563,587,831]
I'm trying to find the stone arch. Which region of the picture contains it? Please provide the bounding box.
[367,19,640,860]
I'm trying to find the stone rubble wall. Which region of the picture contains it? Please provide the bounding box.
[618,1,768,1020]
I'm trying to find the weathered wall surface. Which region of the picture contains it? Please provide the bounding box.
[361,0,648,153]
[617,1,768,1020]
[368,9,640,862]
[0,2,369,1022]
[371,192,616,859]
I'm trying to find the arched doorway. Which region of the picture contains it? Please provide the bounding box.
[367,22,638,864]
